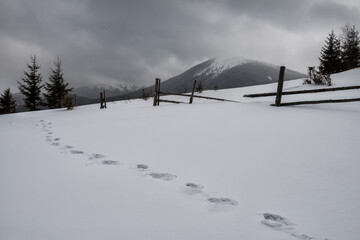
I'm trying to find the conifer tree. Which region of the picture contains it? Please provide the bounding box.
[341,24,360,71]
[17,55,43,111]
[0,88,16,114]
[44,57,73,108]
[319,30,342,74]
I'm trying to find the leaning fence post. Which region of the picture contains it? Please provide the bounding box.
[275,66,286,107]
[189,80,197,104]
[153,78,161,106]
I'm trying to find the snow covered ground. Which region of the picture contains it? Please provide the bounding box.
[1,68,360,240]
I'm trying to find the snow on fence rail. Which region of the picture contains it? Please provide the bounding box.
[244,66,360,106]
[152,78,240,106]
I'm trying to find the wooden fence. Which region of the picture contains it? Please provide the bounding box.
[100,90,107,109]
[153,78,240,106]
[244,66,360,106]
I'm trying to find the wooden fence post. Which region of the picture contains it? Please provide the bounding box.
[189,80,197,104]
[103,90,107,108]
[153,78,161,106]
[100,92,103,109]
[275,66,286,107]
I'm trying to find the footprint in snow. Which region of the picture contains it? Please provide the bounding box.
[183,182,204,194]
[102,160,121,165]
[207,197,238,212]
[132,164,150,177]
[70,150,84,154]
[53,138,60,141]
[136,164,149,170]
[60,145,73,152]
[89,153,105,159]
[208,197,238,206]
[149,172,177,181]
[261,213,328,240]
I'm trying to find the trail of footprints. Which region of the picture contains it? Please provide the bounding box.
[35,119,329,238]
[37,120,120,166]
[133,163,238,208]
[36,119,239,209]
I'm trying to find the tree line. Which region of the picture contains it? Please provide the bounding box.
[0,55,73,114]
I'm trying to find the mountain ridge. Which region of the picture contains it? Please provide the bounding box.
[115,57,306,101]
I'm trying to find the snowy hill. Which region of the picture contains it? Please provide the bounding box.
[1,68,360,240]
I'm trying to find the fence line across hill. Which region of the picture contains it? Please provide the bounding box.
[243,66,360,106]
[152,78,241,106]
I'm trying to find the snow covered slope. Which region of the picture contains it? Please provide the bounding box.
[1,68,360,240]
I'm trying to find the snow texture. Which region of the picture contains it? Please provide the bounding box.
[1,68,360,240]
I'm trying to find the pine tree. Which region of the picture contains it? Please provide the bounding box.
[44,57,73,108]
[0,88,16,114]
[341,24,360,71]
[319,30,342,74]
[17,55,43,111]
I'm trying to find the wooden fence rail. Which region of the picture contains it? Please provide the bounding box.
[160,91,241,103]
[244,85,360,98]
[244,66,360,106]
[272,98,360,106]
[152,78,240,106]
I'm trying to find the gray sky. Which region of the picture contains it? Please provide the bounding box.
[1,0,359,91]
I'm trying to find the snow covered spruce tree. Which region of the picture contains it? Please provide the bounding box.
[319,30,342,74]
[341,24,360,71]
[0,88,16,114]
[17,55,43,111]
[44,57,73,109]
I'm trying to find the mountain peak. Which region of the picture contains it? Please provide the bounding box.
[195,57,255,78]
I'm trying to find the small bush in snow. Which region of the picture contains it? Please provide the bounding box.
[141,88,149,101]
[304,66,332,86]
[64,95,74,110]
[196,81,204,93]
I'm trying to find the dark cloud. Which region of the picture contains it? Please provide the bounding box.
[1,0,359,91]
[225,0,311,30]
[310,1,360,25]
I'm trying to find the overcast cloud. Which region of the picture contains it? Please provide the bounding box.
[0,0,359,91]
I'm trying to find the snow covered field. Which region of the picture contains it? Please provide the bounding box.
[1,69,360,240]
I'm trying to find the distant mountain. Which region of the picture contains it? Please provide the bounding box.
[73,84,139,99]
[117,57,306,100]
